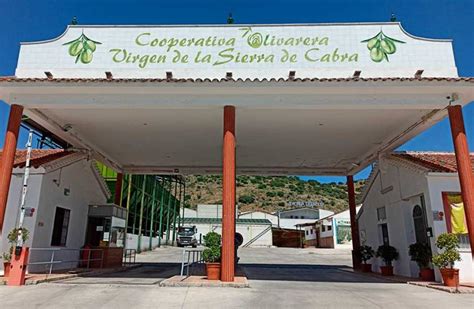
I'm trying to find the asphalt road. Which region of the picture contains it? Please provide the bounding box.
[0,247,472,309]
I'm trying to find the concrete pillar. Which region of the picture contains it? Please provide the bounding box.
[0,104,23,232]
[347,175,361,269]
[221,105,236,282]
[448,105,474,255]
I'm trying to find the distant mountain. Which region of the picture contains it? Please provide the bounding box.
[184,175,365,214]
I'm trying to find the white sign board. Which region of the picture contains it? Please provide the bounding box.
[16,23,457,79]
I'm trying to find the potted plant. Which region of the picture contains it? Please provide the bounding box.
[432,233,461,287]
[376,245,399,276]
[409,242,435,281]
[2,227,29,278]
[356,245,374,272]
[2,251,12,277]
[202,232,221,280]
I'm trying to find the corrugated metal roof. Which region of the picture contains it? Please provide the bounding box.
[182,217,272,225]
[0,77,473,83]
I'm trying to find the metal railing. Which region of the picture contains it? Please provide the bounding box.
[180,248,203,277]
[27,248,104,275]
[123,249,137,266]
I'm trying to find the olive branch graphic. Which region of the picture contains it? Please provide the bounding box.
[361,31,405,62]
[239,27,263,49]
[63,33,102,64]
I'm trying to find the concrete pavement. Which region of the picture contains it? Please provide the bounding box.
[0,247,472,308]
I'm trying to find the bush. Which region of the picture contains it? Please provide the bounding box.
[432,233,461,269]
[376,245,399,266]
[266,191,276,197]
[408,242,432,269]
[202,246,221,263]
[278,202,285,207]
[238,195,255,204]
[356,245,374,264]
[203,231,221,248]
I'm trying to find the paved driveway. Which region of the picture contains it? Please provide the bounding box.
[0,247,472,308]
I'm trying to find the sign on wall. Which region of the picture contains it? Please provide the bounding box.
[16,23,457,78]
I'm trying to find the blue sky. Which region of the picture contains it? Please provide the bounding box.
[0,0,472,183]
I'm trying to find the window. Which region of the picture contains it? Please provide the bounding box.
[310,229,314,234]
[377,207,386,221]
[327,225,332,231]
[305,230,309,236]
[51,207,70,246]
[322,225,326,232]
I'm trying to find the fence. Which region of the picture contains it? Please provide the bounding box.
[123,249,137,266]
[27,248,104,275]
[180,248,203,277]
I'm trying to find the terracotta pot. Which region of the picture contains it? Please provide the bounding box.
[440,268,459,287]
[361,263,372,273]
[206,262,221,280]
[3,262,10,278]
[419,268,435,281]
[380,265,393,276]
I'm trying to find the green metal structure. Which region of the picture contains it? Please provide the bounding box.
[97,163,185,252]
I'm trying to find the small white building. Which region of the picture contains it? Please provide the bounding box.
[0,150,110,273]
[297,207,360,248]
[357,152,473,283]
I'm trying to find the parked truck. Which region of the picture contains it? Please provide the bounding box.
[176,226,198,247]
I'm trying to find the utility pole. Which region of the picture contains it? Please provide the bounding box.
[16,130,33,249]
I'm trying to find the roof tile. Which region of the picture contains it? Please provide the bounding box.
[392,152,474,173]
[0,149,73,168]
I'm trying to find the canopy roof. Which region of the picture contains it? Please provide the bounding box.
[0,77,473,175]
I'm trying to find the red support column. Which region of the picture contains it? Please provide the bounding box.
[448,105,474,255]
[347,175,361,269]
[0,104,23,232]
[114,173,124,206]
[221,105,236,282]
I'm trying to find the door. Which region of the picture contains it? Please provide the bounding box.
[380,223,389,245]
[413,204,428,245]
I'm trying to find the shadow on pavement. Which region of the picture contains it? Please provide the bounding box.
[240,263,397,283]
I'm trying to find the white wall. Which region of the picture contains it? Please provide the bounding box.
[0,171,42,272]
[280,208,331,219]
[182,208,197,218]
[239,211,279,226]
[426,173,473,282]
[279,218,317,230]
[125,233,161,252]
[1,159,108,273]
[193,223,272,247]
[358,159,473,282]
[304,225,316,240]
[358,161,431,278]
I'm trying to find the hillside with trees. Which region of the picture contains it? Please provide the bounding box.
[184,175,365,214]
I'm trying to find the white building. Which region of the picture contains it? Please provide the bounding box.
[277,208,334,230]
[357,152,473,283]
[183,205,272,247]
[297,207,360,248]
[0,149,110,273]
[239,211,279,226]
